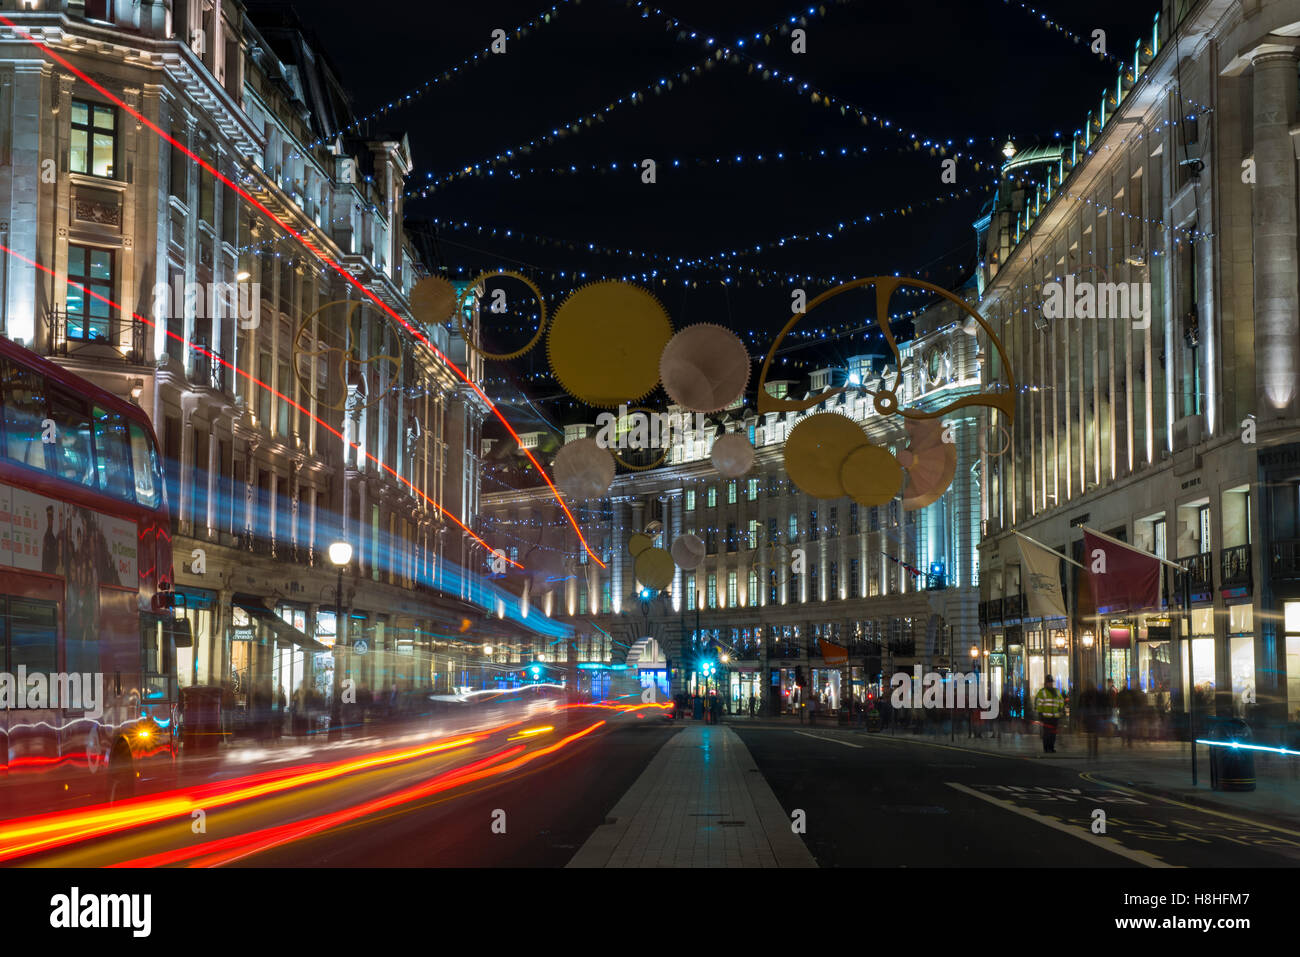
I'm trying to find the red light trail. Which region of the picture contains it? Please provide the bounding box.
[0,13,603,569]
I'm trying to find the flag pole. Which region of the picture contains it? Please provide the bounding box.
[1079,526,1184,571]
[1013,530,1086,569]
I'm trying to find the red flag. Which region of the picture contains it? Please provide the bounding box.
[1082,530,1161,614]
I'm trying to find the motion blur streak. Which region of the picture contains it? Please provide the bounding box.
[113,720,607,867]
[0,13,604,569]
[0,734,483,863]
[0,240,518,569]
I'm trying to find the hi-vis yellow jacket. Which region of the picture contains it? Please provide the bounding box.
[1034,686,1066,718]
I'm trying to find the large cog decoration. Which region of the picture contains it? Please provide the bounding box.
[547,281,674,407]
[659,322,751,413]
[293,299,402,412]
[756,276,1017,422]
[898,418,957,511]
[410,276,461,326]
[710,432,755,477]
[634,547,675,591]
[457,270,549,361]
[552,437,616,500]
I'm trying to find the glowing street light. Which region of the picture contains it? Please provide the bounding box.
[328,540,353,741]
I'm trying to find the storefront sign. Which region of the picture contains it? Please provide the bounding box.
[1108,626,1132,649]
[230,627,255,642]
[989,653,1006,667]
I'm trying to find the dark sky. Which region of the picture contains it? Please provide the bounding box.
[257,0,1161,434]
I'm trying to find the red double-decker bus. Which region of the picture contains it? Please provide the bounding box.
[0,335,184,816]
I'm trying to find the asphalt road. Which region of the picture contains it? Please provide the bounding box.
[732,724,1300,868]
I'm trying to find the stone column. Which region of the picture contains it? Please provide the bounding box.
[1250,44,1300,415]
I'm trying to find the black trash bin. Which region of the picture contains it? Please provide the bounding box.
[1208,718,1256,792]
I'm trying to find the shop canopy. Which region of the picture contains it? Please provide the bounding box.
[233,594,332,653]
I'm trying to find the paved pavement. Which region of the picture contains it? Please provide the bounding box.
[567,723,816,868]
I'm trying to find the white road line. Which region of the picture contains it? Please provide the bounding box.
[945,781,1178,868]
[793,730,864,749]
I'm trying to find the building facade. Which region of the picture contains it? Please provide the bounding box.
[976,0,1300,734]
[481,294,987,711]
[0,0,496,722]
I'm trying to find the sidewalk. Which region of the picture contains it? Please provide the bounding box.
[859,723,1300,830]
[567,723,816,868]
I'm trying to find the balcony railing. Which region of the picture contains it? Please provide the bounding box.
[44,309,148,364]
[1220,544,1252,590]
[1172,552,1213,603]
[190,341,228,393]
[988,598,1004,622]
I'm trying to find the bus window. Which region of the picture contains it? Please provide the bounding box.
[128,423,160,508]
[92,405,133,501]
[47,392,95,487]
[0,359,48,469]
[7,597,58,675]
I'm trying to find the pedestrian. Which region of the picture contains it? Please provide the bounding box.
[748,693,756,717]
[1033,674,1066,753]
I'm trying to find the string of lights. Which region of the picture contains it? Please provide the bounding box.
[291,1,575,157]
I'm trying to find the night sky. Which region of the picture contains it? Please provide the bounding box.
[252,0,1161,438]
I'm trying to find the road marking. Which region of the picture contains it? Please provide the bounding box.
[859,733,1027,761]
[793,730,864,749]
[1078,771,1300,839]
[945,782,1177,868]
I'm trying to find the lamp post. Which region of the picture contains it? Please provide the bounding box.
[970,644,980,738]
[327,540,352,741]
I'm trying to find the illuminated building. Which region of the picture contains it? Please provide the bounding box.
[976,0,1298,730]
[0,2,492,717]
[480,294,984,711]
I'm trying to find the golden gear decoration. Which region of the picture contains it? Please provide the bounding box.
[840,444,905,506]
[410,276,461,326]
[627,533,654,557]
[784,414,870,500]
[546,280,674,407]
[456,270,549,362]
[634,547,675,591]
[293,299,402,412]
[756,276,1017,423]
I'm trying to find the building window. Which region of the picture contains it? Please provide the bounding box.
[828,507,838,537]
[870,506,880,531]
[707,573,717,609]
[70,100,117,178]
[84,0,115,20]
[1154,518,1167,560]
[747,478,759,501]
[809,510,818,541]
[727,572,737,608]
[849,558,860,598]
[748,519,760,549]
[829,561,839,598]
[768,568,779,604]
[726,522,738,552]
[578,589,587,615]
[707,487,717,508]
[810,563,819,601]
[850,503,859,535]
[65,245,113,341]
[767,517,777,547]
[788,513,799,542]
[685,574,696,608]
[601,582,611,614]
[748,570,758,607]
[706,529,718,554]
[685,489,695,511]
[727,481,737,504]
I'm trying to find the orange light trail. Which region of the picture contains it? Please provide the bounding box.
[0,732,483,863]
[110,720,607,867]
[0,13,604,569]
[0,240,520,570]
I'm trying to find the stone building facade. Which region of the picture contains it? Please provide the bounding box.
[0,0,493,720]
[976,0,1300,733]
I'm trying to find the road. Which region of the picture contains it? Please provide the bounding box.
[5,713,1297,868]
[733,722,1300,868]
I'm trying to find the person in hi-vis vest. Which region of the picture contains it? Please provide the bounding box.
[1033,674,1066,753]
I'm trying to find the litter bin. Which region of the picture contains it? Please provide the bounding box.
[1207,718,1255,792]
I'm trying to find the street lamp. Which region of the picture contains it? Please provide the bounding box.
[328,540,352,741]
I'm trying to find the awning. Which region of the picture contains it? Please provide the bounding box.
[233,594,331,653]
